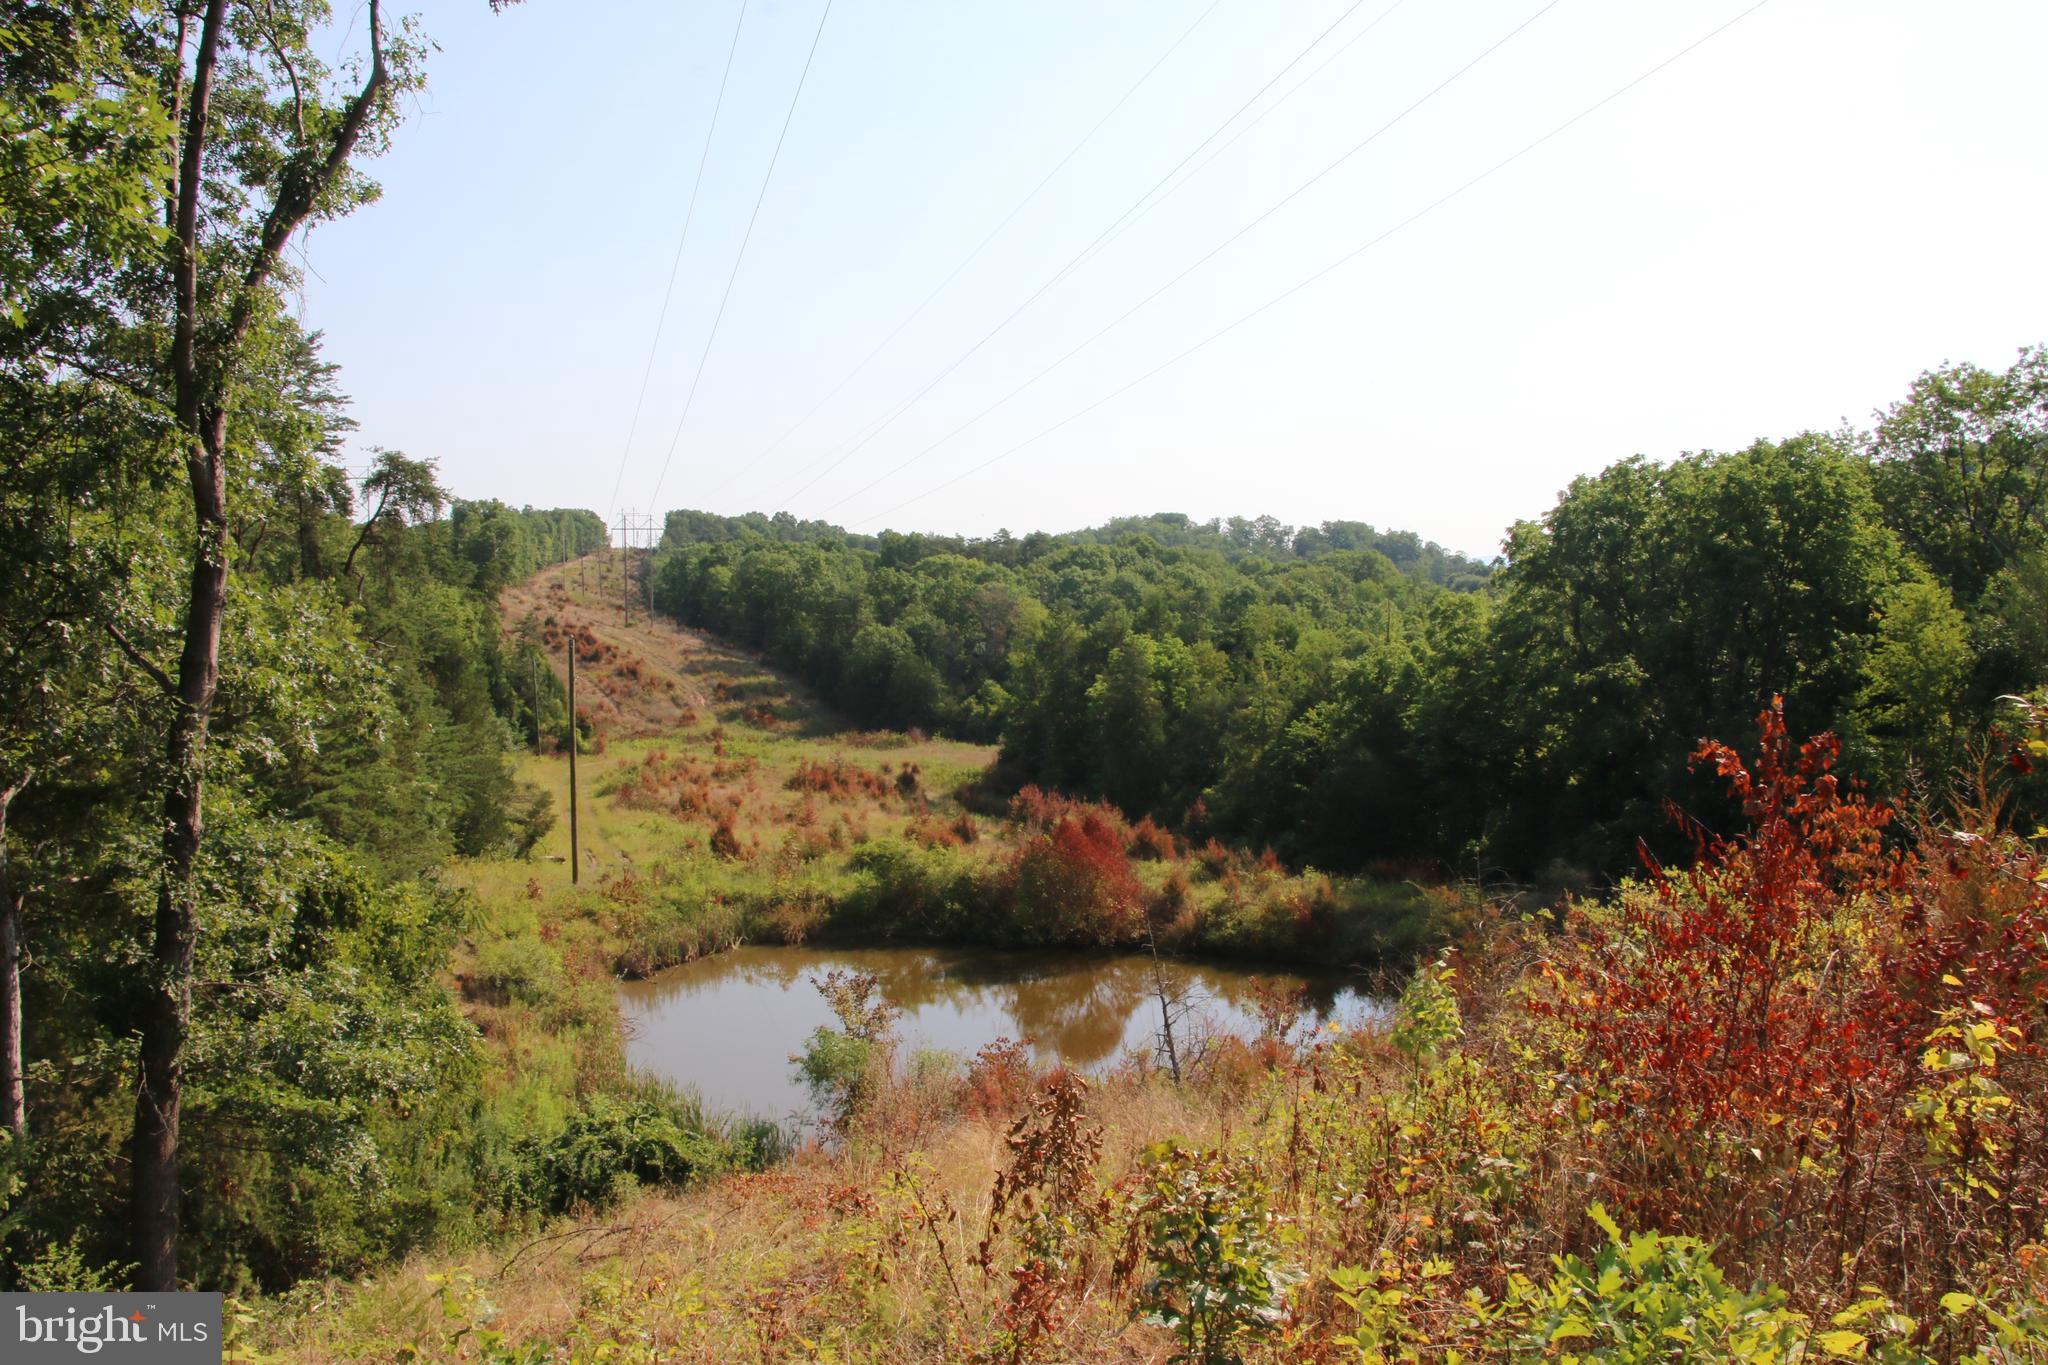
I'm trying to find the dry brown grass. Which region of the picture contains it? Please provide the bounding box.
[254,1057,1252,1363]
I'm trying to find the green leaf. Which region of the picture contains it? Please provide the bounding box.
[1550,1317,1594,1343]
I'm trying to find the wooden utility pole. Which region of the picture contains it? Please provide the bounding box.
[567,644,580,885]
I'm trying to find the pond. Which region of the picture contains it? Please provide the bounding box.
[618,944,1386,1124]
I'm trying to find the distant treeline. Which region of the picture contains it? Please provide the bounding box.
[659,508,1492,589]
[654,347,2048,881]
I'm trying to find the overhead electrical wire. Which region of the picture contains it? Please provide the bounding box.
[811,0,1564,519]
[733,0,1231,510]
[848,0,1778,530]
[1075,0,1413,277]
[772,0,1394,513]
[644,0,837,516]
[602,0,752,524]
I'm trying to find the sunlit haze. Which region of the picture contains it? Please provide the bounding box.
[301,0,2048,556]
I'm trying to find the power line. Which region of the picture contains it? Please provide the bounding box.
[643,0,837,516]
[740,0,1231,511]
[815,0,1564,519]
[771,0,1389,513]
[602,0,752,523]
[1077,0,1411,276]
[850,0,1778,531]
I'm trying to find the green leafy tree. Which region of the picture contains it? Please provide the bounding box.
[1872,347,2048,605]
[12,0,432,1289]
[1851,575,1973,780]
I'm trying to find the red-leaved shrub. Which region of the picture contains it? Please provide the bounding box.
[1005,812,1145,946]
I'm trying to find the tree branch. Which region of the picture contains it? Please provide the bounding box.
[342,482,393,582]
[228,0,389,349]
[105,623,178,699]
[44,349,176,417]
[171,0,229,429]
[256,0,308,145]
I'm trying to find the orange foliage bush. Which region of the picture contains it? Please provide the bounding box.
[1128,815,1177,861]
[786,757,891,802]
[1007,784,1127,839]
[1537,700,2047,1315]
[709,816,746,860]
[1005,811,1145,946]
[906,816,964,850]
[962,1037,1040,1123]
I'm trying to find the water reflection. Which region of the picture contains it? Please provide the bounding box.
[619,945,1383,1123]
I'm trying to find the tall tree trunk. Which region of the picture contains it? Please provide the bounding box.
[131,0,389,1289]
[0,774,29,1137]
[132,0,228,1292]
[133,417,229,1291]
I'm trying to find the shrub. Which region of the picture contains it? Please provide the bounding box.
[1129,815,1178,860]
[794,971,899,1128]
[836,838,987,940]
[786,756,890,801]
[1389,954,1462,1063]
[465,935,565,1009]
[962,1037,1039,1123]
[506,782,556,857]
[1496,1208,1827,1359]
[1120,1140,1301,1364]
[979,1072,1110,1362]
[1535,701,2048,1322]
[1005,812,1146,946]
[794,1028,878,1125]
[498,1092,736,1216]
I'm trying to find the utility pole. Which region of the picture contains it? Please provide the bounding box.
[566,643,580,885]
[530,652,540,751]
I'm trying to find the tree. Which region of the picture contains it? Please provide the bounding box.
[345,449,445,586]
[103,0,424,1291]
[1872,347,2048,605]
[1850,575,1972,779]
[0,5,171,326]
[0,1,177,1146]
[1481,437,1908,871]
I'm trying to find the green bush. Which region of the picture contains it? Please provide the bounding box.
[467,934,565,1008]
[832,837,987,940]
[1496,1208,1814,1360]
[497,1092,737,1216]
[1126,1140,1302,1364]
[794,1028,878,1123]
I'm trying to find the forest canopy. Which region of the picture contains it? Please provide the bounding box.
[653,345,2048,882]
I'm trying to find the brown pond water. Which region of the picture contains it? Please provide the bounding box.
[618,945,1386,1124]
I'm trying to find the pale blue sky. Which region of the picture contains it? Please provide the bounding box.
[300,0,2048,558]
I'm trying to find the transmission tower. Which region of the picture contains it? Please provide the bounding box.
[612,510,658,625]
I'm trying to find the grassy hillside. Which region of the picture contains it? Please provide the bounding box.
[473,555,1446,973]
